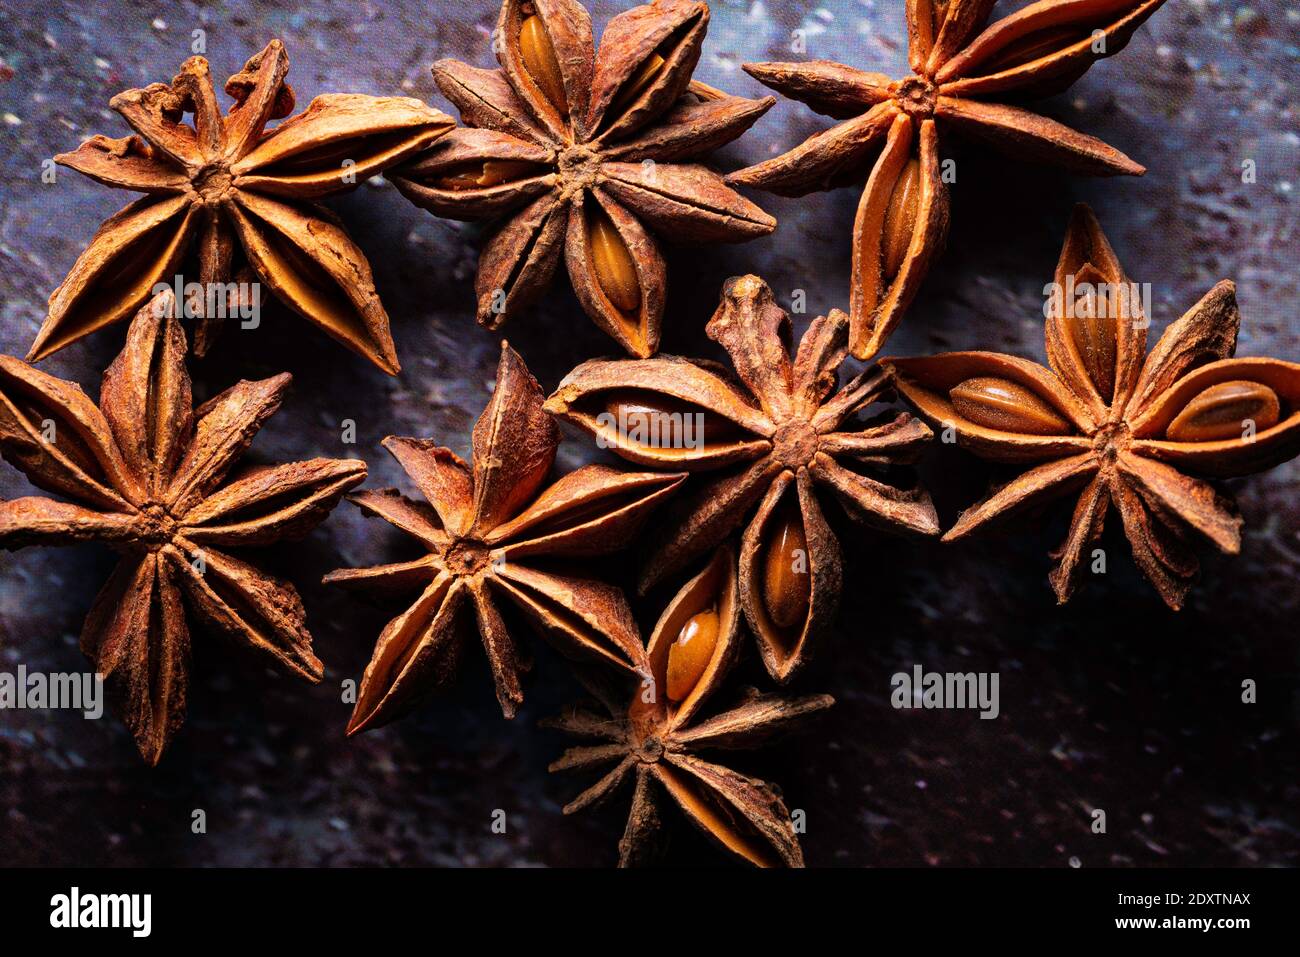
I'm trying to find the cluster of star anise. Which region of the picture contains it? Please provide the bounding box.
[7,0,1300,871]
[3,2,845,868]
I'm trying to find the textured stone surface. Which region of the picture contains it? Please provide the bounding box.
[0,1,1296,867]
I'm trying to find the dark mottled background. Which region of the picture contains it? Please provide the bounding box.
[0,1,1296,867]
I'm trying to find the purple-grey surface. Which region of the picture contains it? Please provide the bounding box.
[0,0,1297,867]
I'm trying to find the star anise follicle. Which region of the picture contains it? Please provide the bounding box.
[389,0,776,357]
[728,0,1168,361]
[545,545,833,867]
[883,203,1300,609]
[0,290,367,763]
[546,274,939,683]
[42,39,454,372]
[325,340,687,727]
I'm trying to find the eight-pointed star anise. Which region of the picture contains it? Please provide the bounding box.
[0,290,367,764]
[884,205,1300,609]
[546,275,939,682]
[388,0,776,357]
[325,342,685,727]
[729,0,1167,360]
[39,40,454,373]
[544,546,833,866]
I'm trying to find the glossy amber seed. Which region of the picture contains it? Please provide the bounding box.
[881,157,921,281]
[611,52,667,114]
[601,391,743,450]
[1166,380,1281,442]
[762,508,810,631]
[519,11,568,115]
[435,160,540,191]
[588,209,642,313]
[666,607,720,702]
[951,377,1074,436]
[1064,265,1118,401]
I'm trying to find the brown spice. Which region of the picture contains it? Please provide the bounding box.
[884,204,1300,609]
[388,0,776,357]
[325,342,686,724]
[0,290,366,763]
[729,0,1168,361]
[546,274,939,681]
[39,40,453,373]
[544,546,833,866]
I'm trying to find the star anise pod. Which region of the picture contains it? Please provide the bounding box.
[388,0,776,357]
[0,290,367,764]
[729,0,1167,360]
[545,274,939,682]
[325,342,685,727]
[544,545,833,866]
[39,39,455,373]
[883,204,1300,609]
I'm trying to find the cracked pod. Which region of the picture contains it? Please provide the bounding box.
[0,290,367,763]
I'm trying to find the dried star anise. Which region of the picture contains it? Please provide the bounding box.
[883,204,1300,609]
[546,274,939,682]
[39,39,454,373]
[544,546,833,866]
[325,342,685,727]
[729,0,1167,360]
[388,0,776,357]
[0,290,367,764]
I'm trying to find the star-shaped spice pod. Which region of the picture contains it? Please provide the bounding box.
[388,0,776,357]
[546,274,939,682]
[40,39,455,373]
[884,205,1300,609]
[0,290,367,764]
[545,546,833,866]
[729,0,1166,360]
[325,342,686,727]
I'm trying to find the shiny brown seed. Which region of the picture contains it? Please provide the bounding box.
[435,159,541,191]
[666,607,720,702]
[951,377,1074,436]
[588,208,642,313]
[611,52,667,114]
[881,157,921,281]
[602,391,742,449]
[762,507,810,631]
[1064,264,1118,401]
[519,10,568,115]
[1166,380,1281,442]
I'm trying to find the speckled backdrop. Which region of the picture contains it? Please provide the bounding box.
[0,1,1296,867]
